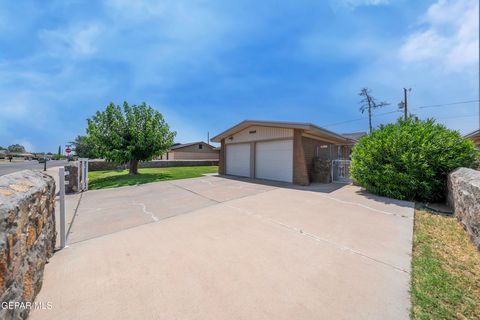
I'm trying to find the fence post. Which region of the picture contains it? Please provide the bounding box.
[59,167,66,249]
[83,159,87,190]
[85,158,88,191]
[77,159,81,192]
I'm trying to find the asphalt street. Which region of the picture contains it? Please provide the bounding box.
[0,160,69,176]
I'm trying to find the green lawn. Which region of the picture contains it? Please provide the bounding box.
[88,166,218,190]
[411,209,480,319]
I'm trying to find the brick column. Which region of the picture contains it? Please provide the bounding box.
[293,129,309,185]
[218,139,226,175]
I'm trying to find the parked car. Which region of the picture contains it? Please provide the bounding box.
[38,157,50,163]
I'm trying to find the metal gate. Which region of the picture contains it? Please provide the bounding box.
[331,160,351,183]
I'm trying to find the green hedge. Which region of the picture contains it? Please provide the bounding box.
[350,118,478,202]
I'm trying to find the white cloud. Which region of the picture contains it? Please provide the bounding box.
[0,91,47,124]
[39,23,102,57]
[316,0,479,134]
[399,0,479,72]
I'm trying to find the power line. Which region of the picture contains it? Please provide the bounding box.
[435,113,478,120]
[413,99,480,110]
[322,99,480,128]
[322,110,400,127]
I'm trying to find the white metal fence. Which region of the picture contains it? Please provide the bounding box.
[59,167,66,249]
[77,158,89,192]
[58,158,89,250]
[331,159,351,183]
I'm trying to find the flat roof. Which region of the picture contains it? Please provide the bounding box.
[211,120,352,143]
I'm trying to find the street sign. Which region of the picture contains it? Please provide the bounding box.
[65,147,72,154]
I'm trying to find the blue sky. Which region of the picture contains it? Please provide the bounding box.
[0,0,478,152]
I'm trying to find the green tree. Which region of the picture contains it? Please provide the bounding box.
[70,135,97,158]
[7,144,26,153]
[350,117,478,202]
[58,145,61,156]
[87,102,176,174]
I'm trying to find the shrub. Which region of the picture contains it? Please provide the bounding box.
[350,117,479,202]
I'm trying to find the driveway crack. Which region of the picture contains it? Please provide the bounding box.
[131,199,159,222]
[223,203,409,274]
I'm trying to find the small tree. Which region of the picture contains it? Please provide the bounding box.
[70,135,98,158]
[8,144,26,153]
[350,117,478,202]
[87,102,176,174]
[359,88,389,133]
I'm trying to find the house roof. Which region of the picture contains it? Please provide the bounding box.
[342,131,367,141]
[211,120,351,143]
[170,141,214,150]
[464,129,480,138]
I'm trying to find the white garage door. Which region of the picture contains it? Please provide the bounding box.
[255,139,293,182]
[226,143,251,177]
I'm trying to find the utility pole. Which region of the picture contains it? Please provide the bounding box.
[403,88,408,120]
[207,132,210,146]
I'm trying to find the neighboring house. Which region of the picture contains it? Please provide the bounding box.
[465,129,480,148]
[211,120,359,185]
[159,141,219,160]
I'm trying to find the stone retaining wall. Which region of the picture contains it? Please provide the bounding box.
[88,160,219,171]
[0,170,56,319]
[448,167,480,250]
[65,164,78,194]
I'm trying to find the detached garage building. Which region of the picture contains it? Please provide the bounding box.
[211,120,357,185]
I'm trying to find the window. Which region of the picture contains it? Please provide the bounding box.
[199,144,203,149]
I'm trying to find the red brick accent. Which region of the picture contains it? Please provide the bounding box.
[218,139,226,175]
[302,136,333,183]
[293,129,309,185]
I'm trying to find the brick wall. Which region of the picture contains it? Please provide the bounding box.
[218,139,226,175]
[302,137,335,183]
[293,129,309,185]
[88,160,219,171]
[0,171,56,320]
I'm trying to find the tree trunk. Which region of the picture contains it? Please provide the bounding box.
[368,106,372,133]
[129,159,139,175]
[367,97,373,133]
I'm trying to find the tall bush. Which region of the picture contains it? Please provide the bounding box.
[350,117,478,202]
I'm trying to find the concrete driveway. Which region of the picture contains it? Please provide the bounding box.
[31,176,414,320]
